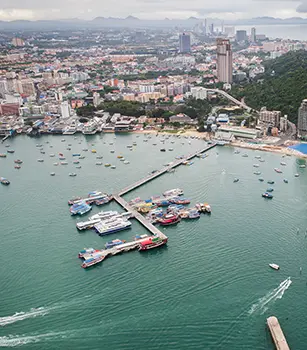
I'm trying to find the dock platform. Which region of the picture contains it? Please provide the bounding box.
[267,316,290,350]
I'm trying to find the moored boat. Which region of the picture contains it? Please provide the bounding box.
[14,159,23,164]
[262,192,273,199]
[105,239,126,249]
[163,188,184,197]
[0,154,7,158]
[82,255,106,268]
[274,168,282,173]
[157,213,180,226]
[0,177,10,185]
[138,236,168,251]
[269,263,279,270]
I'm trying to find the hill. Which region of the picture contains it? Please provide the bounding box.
[232,51,307,124]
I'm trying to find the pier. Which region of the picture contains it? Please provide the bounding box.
[118,143,216,196]
[267,316,290,350]
[113,194,167,240]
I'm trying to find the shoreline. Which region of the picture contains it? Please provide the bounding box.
[4,129,307,159]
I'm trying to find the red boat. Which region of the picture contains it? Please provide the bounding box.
[157,214,181,226]
[138,237,168,251]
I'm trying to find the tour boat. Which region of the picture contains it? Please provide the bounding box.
[14,159,23,164]
[269,263,280,270]
[274,168,282,173]
[0,177,10,185]
[262,192,273,199]
[163,188,184,197]
[105,239,126,249]
[138,236,168,251]
[82,255,106,268]
[157,214,180,226]
[94,219,132,236]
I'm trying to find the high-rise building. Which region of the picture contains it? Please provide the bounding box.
[259,107,281,126]
[216,38,233,84]
[60,101,71,119]
[236,30,247,42]
[179,33,191,53]
[251,27,256,42]
[297,99,307,138]
[210,23,214,35]
[93,92,101,107]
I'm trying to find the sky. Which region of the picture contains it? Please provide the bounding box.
[0,0,307,21]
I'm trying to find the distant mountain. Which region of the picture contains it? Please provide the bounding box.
[1,16,307,30]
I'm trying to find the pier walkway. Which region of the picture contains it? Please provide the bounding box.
[267,316,290,350]
[113,194,167,240]
[118,143,216,196]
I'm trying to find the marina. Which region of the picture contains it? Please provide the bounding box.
[0,134,306,350]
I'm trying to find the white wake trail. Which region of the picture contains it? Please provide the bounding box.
[249,277,292,315]
[0,331,68,347]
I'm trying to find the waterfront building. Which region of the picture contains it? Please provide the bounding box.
[297,99,307,138]
[250,27,256,42]
[259,107,281,127]
[236,30,247,42]
[216,38,233,84]
[60,101,71,119]
[179,33,191,53]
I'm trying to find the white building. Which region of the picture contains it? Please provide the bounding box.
[190,87,207,100]
[93,92,101,107]
[60,101,71,119]
[139,84,155,93]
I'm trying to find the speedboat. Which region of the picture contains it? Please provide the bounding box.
[242,154,248,157]
[295,173,300,177]
[69,173,77,177]
[280,162,286,166]
[262,192,273,199]
[111,165,116,169]
[37,159,44,162]
[50,172,55,176]
[233,178,239,183]
[0,177,10,185]
[266,188,274,192]
[7,150,15,153]
[269,263,279,270]
[274,168,282,173]
[267,180,275,184]
[160,148,166,152]
[283,179,288,183]
[259,178,264,182]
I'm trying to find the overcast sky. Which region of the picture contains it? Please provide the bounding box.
[0,0,307,21]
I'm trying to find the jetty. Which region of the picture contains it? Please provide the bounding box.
[118,143,216,196]
[267,316,290,350]
[113,194,167,240]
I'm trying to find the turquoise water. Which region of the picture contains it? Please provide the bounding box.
[1,134,307,349]
[289,143,307,155]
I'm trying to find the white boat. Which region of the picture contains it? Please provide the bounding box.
[50,172,55,176]
[163,188,184,197]
[299,165,306,168]
[94,219,132,236]
[82,121,97,135]
[89,210,119,221]
[269,263,280,270]
[63,126,77,135]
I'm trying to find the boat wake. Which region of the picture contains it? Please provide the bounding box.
[0,331,67,347]
[0,295,92,327]
[0,308,51,327]
[248,277,292,315]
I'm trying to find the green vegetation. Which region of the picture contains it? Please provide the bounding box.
[98,101,145,117]
[231,50,307,124]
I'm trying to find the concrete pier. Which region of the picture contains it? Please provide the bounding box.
[267,316,290,350]
[118,143,216,196]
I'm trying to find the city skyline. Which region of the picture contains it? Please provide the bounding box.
[1,1,307,21]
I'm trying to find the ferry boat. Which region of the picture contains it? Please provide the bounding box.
[89,210,119,221]
[70,201,92,215]
[82,121,97,135]
[105,239,126,249]
[157,214,180,226]
[14,159,23,164]
[262,192,273,199]
[0,177,10,185]
[0,154,7,158]
[138,236,168,251]
[82,254,106,268]
[274,168,282,173]
[94,219,132,236]
[163,188,184,197]
[63,126,77,135]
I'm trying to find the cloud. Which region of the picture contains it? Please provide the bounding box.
[0,0,304,20]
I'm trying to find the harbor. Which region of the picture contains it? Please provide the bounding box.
[267,316,290,350]
[0,133,306,349]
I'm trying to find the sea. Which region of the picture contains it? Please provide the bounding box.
[1,133,307,349]
[234,24,307,41]
[289,143,307,155]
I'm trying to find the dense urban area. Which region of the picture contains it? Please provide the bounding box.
[1,22,307,145]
